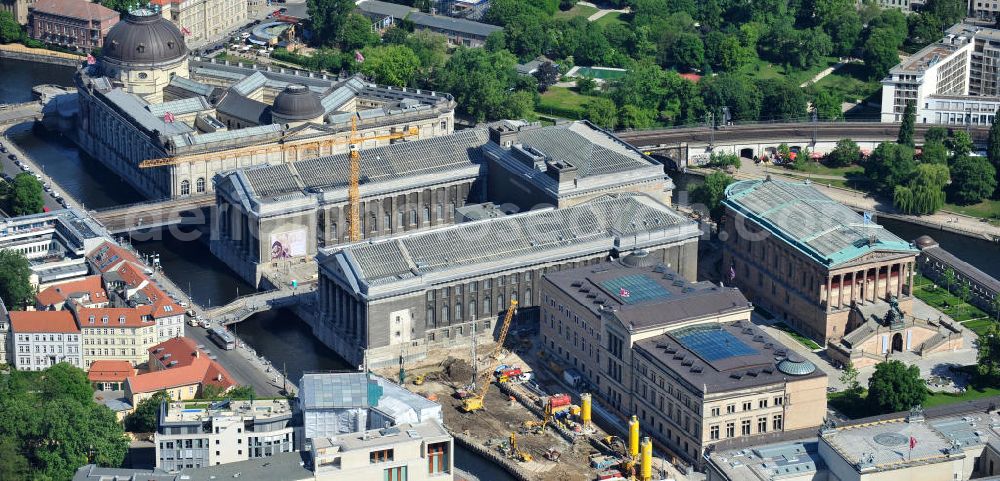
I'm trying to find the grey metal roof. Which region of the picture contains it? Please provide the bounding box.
[271,84,325,121]
[168,123,281,148]
[919,243,1000,293]
[146,96,211,117]
[408,11,502,37]
[300,372,370,409]
[724,179,917,268]
[102,12,187,66]
[331,193,694,291]
[230,71,268,96]
[515,121,654,177]
[166,75,214,97]
[215,91,271,125]
[177,452,312,481]
[242,127,491,199]
[103,89,193,136]
[321,77,365,114]
[356,0,416,19]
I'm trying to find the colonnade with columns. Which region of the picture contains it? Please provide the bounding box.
[822,260,915,311]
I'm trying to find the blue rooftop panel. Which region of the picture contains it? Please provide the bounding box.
[600,274,671,305]
[672,324,758,362]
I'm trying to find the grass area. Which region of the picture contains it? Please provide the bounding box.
[961,318,995,337]
[746,56,839,87]
[805,63,882,103]
[942,198,1000,223]
[781,162,864,177]
[828,391,872,420]
[912,274,989,322]
[593,11,626,27]
[554,4,599,19]
[535,86,599,119]
[772,322,822,350]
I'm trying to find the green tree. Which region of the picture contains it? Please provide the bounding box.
[39,362,94,404]
[124,391,169,433]
[948,131,974,159]
[0,250,33,310]
[757,79,806,121]
[989,111,1000,195]
[690,171,735,222]
[814,91,843,121]
[863,28,903,80]
[708,151,741,170]
[306,0,354,47]
[924,0,967,26]
[576,77,597,95]
[618,104,657,129]
[978,322,1000,379]
[0,11,21,44]
[943,267,956,292]
[893,163,949,215]
[585,97,618,130]
[0,436,29,480]
[898,101,916,146]
[925,126,949,144]
[867,359,926,413]
[949,155,997,204]
[404,30,449,78]
[716,34,755,72]
[823,10,862,56]
[864,142,916,195]
[958,282,972,316]
[359,44,420,87]
[839,360,862,397]
[992,296,1000,322]
[660,32,704,71]
[338,13,380,51]
[11,172,43,216]
[435,48,529,122]
[921,140,948,165]
[700,74,762,122]
[827,139,861,167]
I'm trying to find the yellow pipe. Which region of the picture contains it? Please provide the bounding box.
[641,436,653,481]
[581,393,592,424]
[628,415,640,458]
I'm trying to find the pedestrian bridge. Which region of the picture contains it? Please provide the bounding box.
[213,288,313,325]
[91,195,215,234]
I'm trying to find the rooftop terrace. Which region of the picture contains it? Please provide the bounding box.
[162,399,292,423]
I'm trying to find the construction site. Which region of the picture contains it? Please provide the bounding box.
[375,301,684,481]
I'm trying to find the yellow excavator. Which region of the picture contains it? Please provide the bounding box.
[460,299,518,412]
[509,432,532,462]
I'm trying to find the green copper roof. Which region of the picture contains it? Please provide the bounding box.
[722,179,917,268]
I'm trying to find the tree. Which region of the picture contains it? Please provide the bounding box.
[958,282,972,316]
[865,142,916,195]
[690,171,735,222]
[0,11,21,44]
[435,48,529,122]
[993,296,1000,322]
[404,30,449,78]
[533,61,560,93]
[618,104,657,129]
[827,139,861,167]
[898,101,916,146]
[948,131,974,159]
[949,155,997,204]
[921,140,948,165]
[0,250,32,310]
[867,359,926,413]
[814,91,843,121]
[863,28,903,80]
[757,79,806,121]
[660,32,704,71]
[839,360,862,398]
[0,436,29,480]
[11,172,43,216]
[893,163,949,215]
[989,111,1000,196]
[576,76,597,95]
[337,13,380,51]
[823,10,862,56]
[977,322,1000,379]
[124,391,169,433]
[585,97,618,130]
[39,362,94,404]
[359,45,420,87]
[306,0,354,47]
[924,0,966,26]
[700,74,762,122]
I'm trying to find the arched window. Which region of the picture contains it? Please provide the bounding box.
[180,180,190,195]
[511,291,518,303]
[498,294,505,311]
[455,303,462,321]
[469,300,477,319]
[524,288,531,304]
[196,177,205,193]
[426,307,434,327]
[483,296,491,315]
[441,305,449,323]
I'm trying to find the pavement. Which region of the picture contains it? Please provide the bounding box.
[575,1,630,21]
[0,124,80,213]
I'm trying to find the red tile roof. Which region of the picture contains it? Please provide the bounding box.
[76,307,155,328]
[128,337,235,393]
[9,310,80,334]
[679,73,702,83]
[88,360,135,383]
[36,275,107,307]
[139,283,182,319]
[88,241,143,274]
[32,0,119,22]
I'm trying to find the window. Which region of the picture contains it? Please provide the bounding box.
[759,399,768,409]
[428,442,448,474]
[196,177,205,193]
[726,422,735,438]
[370,449,394,464]
[773,414,783,431]
[710,407,720,417]
[741,419,751,436]
[180,180,190,195]
[384,466,406,481]
[726,404,735,414]
[774,396,784,406]
[758,417,768,433]
[742,401,752,411]
[710,425,720,440]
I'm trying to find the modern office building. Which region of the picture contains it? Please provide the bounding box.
[540,256,826,466]
[9,310,83,370]
[72,7,456,200]
[316,191,699,368]
[881,23,1000,125]
[0,208,108,288]
[149,0,248,46]
[722,178,918,344]
[312,421,453,481]
[212,119,672,286]
[154,399,296,471]
[28,0,119,52]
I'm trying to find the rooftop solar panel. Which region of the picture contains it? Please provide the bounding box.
[672,324,757,362]
[600,274,671,304]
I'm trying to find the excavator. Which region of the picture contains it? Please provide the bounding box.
[460,299,518,412]
[508,432,532,462]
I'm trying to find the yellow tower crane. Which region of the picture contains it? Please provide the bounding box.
[461,299,518,413]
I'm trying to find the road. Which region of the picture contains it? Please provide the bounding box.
[182,320,291,397]
[0,126,78,213]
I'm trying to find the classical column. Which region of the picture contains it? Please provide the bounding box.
[908,261,915,297]
[895,263,903,298]
[836,274,844,309]
[825,276,833,311]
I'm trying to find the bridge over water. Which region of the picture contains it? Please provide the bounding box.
[90,195,215,234]
[0,102,43,126]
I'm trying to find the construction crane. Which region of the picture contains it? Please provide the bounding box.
[137,121,418,171]
[461,299,518,413]
[508,432,532,462]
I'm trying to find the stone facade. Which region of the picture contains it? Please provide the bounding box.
[151,0,248,46]
[28,0,119,52]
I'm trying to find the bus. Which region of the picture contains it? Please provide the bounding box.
[209,326,236,350]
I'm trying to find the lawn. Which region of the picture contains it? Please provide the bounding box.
[781,162,864,177]
[942,198,1000,223]
[594,11,626,27]
[828,391,871,419]
[535,86,598,119]
[912,275,989,322]
[554,4,599,19]
[772,322,822,350]
[961,318,995,337]
[805,63,882,103]
[746,56,839,87]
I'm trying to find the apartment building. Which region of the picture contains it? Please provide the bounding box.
[150,0,248,46]
[155,399,295,471]
[312,421,453,481]
[35,275,109,311]
[28,0,119,52]
[9,310,83,370]
[74,307,160,367]
[125,337,236,406]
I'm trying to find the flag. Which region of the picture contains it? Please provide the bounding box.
[909,436,917,449]
[181,27,191,36]
[729,265,736,281]
[354,50,365,63]
[619,287,630,298]
[863,211,872,224]
[86,53,96,65]
[163,112,176,123]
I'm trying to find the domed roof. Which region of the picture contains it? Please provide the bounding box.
[913,235,938,249]
[271,84,325,121]
[776,353,817,376]
[620,249,657,268]
[103,10,188,66]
